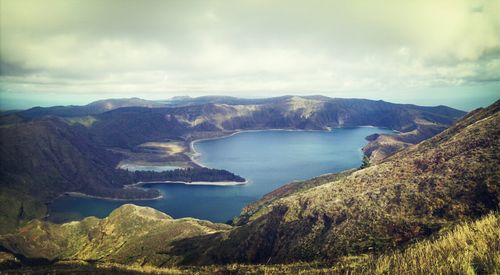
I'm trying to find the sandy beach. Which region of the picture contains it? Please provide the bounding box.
[132,180,248,187]
[61,191,164,201]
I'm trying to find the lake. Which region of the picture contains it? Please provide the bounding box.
[49,127,394,223]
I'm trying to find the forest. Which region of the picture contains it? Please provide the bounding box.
[133,167,246,183]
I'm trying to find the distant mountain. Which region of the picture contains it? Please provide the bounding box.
[14,97,165,119]
[88,96,465,148]
[4,96,466,154]
[166,95,266,106]
[0,101,496,270]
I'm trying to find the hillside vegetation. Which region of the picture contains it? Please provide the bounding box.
[0,101,497,273]
[0,118,147,234]
[0,204,231,266]
[2,213,498,274]
[0,118,242,234]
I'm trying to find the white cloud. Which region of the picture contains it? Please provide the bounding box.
[0,0,499,106]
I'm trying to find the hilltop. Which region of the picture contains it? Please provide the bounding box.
[2,213,498,274]
[0,204,231,267]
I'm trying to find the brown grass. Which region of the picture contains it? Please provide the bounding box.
[35,213,498,274]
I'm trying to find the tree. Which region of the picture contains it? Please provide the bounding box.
[360,155,370,169]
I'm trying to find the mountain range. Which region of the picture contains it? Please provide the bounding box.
[0,99,497,273]
[2,95,498,273]
[0,96,466,233]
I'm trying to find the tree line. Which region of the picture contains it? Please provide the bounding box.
[133,167,245,183]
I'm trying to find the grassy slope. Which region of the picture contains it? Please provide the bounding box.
[2,213,498,274]
[234,170,355,225]
[0,204,231,266]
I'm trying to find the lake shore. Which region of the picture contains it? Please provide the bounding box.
[129,179,248,187]
[115,126,394,172]
[60,191,164,201]
[48,126,394,223]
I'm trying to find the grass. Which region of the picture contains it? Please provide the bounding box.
[328,212,500,274]
[4,213,498,274]
[138,141,186,155]
[362,212,500,274]
[119,213,500,274]
[64,116,98,127]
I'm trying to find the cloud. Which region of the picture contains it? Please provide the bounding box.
[0,0,499,105]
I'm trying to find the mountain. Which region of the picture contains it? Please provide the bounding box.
[3,96,465,151]
[88,96,465,148]
[182,100,496,264]
[0,96,466,234]
[362,121,450,163]
[165,95,268,106]
[2,212,497,273]
[0,204,231,266]
[12,98,165,120]
[0,118,160,234]
[0,101,497,272]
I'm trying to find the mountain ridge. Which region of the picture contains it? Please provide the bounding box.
[0,97,467,235]
[0,101,497,271]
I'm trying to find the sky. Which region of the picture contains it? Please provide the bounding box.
[1,0,499,111]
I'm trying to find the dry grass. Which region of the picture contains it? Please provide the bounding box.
[64,116,98,127]
[370,212,499,274]
[139,142,186,155]
[3,213,498,274]
[331,212,500,274]
[102,213,500,274]
[29,213,495,275]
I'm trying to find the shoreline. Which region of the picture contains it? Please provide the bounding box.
[114,126,394,172]
[60,191,164,201]
[52,178,247,204]
[128,179,248,188]
[47,126,391,219]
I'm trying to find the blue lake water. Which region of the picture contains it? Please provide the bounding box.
[49,127,394,223]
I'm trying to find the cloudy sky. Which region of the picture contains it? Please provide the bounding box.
[1,0,499,110]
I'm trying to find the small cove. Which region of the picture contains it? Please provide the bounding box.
[49,127,394,223]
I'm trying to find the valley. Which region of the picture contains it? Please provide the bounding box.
[1,96,497,274]
[0,98,500,273]
[49,127,392,224]
[0,96,466,233]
